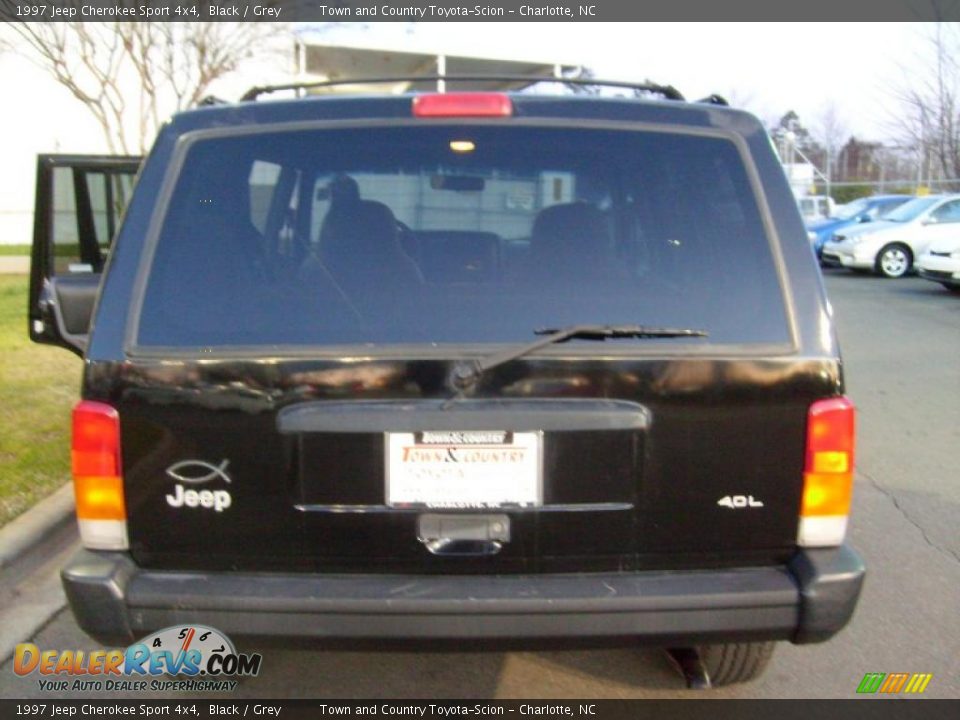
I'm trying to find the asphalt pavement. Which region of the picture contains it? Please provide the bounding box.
[1,270,957,699]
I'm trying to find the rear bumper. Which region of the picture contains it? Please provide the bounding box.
[918,267,960,286]
[820,250,843,267]
[62,546,864,647]
[822,249,872,269]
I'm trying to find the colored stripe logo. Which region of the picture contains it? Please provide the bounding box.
[857,673,933,694]
[903,674,934,694]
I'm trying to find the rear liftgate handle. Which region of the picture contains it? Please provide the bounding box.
[417,514,510,557]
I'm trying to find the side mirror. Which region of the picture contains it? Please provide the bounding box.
[922,216,938,226]
[857,214,872,223]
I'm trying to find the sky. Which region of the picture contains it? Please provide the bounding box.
[308,22,933,141]
[0,21,939,243]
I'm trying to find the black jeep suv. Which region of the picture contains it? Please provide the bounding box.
[29,79,864,687]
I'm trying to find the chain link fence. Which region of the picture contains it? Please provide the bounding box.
[809,179,960,204]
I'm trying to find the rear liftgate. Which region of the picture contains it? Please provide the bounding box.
[280,398,647,570]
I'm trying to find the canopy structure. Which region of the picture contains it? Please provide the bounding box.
[295,40,584,94]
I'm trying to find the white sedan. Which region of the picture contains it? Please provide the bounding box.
[821,194,960,278]
[917,238,960,292]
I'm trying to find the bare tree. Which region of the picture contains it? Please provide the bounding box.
[3,19,286,154]
[715,87,760,115]
[891,22,960,187]
[814,102,848,181]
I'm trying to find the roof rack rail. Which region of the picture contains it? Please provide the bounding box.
[696,94,729,106]
[197,95,229,107]
[240,74,686,102]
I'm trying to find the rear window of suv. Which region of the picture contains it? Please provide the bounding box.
[136,124,790,349]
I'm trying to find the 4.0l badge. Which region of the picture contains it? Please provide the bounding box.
[717,495,764,509]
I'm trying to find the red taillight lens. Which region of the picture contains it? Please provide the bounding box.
[71,401,125,522]
[805,398,855,477]
[412,93,513,118]
[799,397,855,547]
[72,401,121,478]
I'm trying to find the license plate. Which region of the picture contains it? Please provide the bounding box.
[386,431,542,509]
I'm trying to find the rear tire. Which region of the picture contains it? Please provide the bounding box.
[696,641,776,686]
[875,243,912,278]
[943,283,960,294]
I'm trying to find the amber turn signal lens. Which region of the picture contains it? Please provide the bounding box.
[73,475,126,521]
[800,472,853,517]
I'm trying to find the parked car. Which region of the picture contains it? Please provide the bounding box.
[29,78,864,688]
[917,238,960,292]
[821,194,960,277]
[806,194,912,261]
[797,194,835,222]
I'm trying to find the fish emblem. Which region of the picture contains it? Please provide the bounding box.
[165,459,231,485]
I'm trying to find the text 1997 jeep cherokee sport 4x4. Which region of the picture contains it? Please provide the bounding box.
[29,77,864,687]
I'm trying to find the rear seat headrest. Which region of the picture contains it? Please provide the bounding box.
[529,201,612,279]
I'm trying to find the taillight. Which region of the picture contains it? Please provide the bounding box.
[412,93,513,118]
[798,397,855,547]
[71,401,127,550]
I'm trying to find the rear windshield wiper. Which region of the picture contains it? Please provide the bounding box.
[450,324,708,395]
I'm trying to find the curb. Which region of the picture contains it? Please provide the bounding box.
[0,484,75,570]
